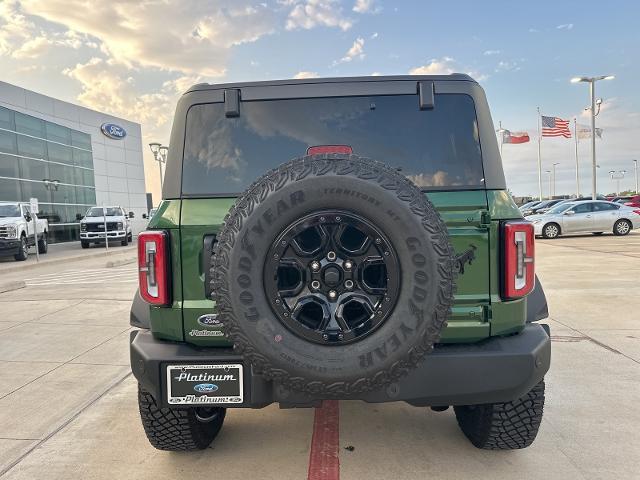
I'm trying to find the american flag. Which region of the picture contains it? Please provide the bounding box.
[541,115,571,138]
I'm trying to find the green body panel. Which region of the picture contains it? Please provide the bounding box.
[149,190,527,345]
[180,198,235,346]
[425,191,490,343]
[484,190,527,336]
[147,201,184,341]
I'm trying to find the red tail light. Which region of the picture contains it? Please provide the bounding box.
[138,231,170,306]
[307,145,353,155]
[502,221,535,300]
[633,209,640,215]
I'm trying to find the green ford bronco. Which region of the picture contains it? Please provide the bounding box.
[130,75,550,451]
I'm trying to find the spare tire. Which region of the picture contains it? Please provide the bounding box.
[211,154,457,395]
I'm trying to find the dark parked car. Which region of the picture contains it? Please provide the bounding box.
[522,199,564,216]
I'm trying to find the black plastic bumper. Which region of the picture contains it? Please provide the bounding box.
[130,323,550,408]
[0,239,20,257]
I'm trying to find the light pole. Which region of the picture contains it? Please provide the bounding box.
[149,142,165,190]
[571,75,614,200]
[545,170,552,199]
[633,160,638,194]
[551,162,560,198]
[608,170,626,196]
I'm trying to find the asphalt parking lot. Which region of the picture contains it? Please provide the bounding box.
[0,233,638,479]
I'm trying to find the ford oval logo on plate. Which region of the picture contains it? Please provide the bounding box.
[100,123,127,140]
[193,383,218,393]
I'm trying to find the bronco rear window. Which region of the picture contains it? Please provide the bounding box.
[182,94,485,196]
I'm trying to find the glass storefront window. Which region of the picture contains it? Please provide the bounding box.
[49,163,76,185]
[0,106,16,130]
[71,130,92,150]
[82,169,95,186]
[51,184,77,204]
[0,106,97,243]
[0,178,21,201]
[18,180,50,203]
[45,122,71,145]
[17,135,46,159]
[47,142,73,165]
[14,112,45,138]
[72,148,93,168]
[0,130,17,154]
[20,157,49,182]
[0,154,20,178]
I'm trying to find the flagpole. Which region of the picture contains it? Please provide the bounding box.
[537,107,543,200]
[574,117,579,198]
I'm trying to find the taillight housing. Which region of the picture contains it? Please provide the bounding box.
[138,230,170,306]
[502,221,535,300]
[307,145,353,155]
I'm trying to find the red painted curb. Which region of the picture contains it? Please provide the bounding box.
[308,400,340,480]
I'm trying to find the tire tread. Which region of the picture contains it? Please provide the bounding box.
[454,381,545,450]
[137,385,225,451]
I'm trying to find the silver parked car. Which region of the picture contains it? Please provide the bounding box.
[529,200,640,238]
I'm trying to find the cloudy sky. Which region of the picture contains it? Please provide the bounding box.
[1,0,638,200]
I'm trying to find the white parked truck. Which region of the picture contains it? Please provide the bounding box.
[79,206,133,248]
[0,202,49,261]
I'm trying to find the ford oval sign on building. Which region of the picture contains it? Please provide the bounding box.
[101,123,127,140]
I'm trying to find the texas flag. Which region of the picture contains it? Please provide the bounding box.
[501,129,530,144]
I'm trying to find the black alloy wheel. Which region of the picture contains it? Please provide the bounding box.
[264,210,400,345]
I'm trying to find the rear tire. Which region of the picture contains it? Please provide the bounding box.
[454,381,545,450]
[121,238,128,246]
[38,232,48,254]
[613,219,631,236]
[542,223,560,239]
[14,235,28,261]
[81,241,90,249]
[138,385,226,451]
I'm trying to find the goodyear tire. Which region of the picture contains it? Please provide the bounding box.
[138,385,226,451]
[211,154,457,395]
[454,381,545,450]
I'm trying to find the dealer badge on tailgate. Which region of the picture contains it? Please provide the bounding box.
[167,364,243,405]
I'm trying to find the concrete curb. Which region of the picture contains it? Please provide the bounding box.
[0,248,136,274]
[105,257,137,268]
[0,280,26,293]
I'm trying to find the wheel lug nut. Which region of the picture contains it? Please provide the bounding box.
[311,261,320,271]
[375,238,382,244]
[311,280,320,290]
[335,216,341,222]
[344,280,354,289]
[344,260,353,270]
[327,251,336,261]
[338,333,344,340]
[323,334,329,340]
[328,290,337,300]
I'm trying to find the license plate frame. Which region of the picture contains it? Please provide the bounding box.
[166,364,244,405]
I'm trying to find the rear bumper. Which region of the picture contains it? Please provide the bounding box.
[131,323,551,408]
[80,230,127,241]
[0,238,21,256]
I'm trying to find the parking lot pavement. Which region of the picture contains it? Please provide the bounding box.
[0,233,639,479]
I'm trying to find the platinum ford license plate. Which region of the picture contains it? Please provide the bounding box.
[167,364,243,405]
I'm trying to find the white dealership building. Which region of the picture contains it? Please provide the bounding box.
[0,80,148,243]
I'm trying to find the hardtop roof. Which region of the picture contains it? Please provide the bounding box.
[185,74,476,95]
